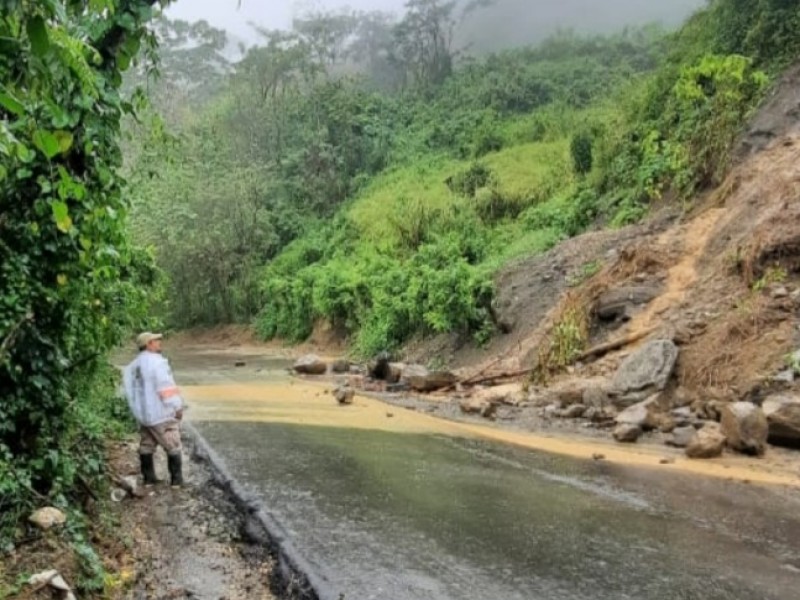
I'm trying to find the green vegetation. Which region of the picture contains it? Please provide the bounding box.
[126,0,800,360]
[2,0,800,575]
[0,0,161,575]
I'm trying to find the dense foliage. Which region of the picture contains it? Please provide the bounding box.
[129,0,800,360]
[131,12,664,342]
[0,0,165,556]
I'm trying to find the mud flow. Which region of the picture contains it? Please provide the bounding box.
[166,347,800,600]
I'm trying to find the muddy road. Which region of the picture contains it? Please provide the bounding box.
[167,347,800,600]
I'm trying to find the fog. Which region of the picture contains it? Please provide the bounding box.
[165,1,405,43]
[166,0,704,48]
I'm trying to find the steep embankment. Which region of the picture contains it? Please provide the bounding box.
[397,62,800,459]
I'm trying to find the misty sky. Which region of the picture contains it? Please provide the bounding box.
[166,1,405,41]
[166,0,702,46]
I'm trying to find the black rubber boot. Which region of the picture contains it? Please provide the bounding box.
[140,453,161,486]
[167,453,184,488]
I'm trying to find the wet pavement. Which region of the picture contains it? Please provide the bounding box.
[171,349,800,600]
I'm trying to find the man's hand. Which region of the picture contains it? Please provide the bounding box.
[175,409,184,421]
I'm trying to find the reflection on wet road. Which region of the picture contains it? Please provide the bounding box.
[173,350,800,600]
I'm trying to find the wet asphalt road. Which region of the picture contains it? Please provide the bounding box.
[172,350,800,600]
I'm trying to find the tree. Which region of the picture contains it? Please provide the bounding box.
[391,0,458,91]
[347,11,401,89]
[1,0,167,532]
[148,18,231,115]
[294,9,358,69]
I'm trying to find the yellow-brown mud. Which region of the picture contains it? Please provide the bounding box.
[185,382,800,488]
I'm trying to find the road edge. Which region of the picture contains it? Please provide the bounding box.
[184,422,337,600]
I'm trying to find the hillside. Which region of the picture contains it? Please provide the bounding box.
[124,1,800,367]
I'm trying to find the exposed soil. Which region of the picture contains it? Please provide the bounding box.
[403,209,678,373]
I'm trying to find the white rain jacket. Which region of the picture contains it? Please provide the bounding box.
[122,351,184,427]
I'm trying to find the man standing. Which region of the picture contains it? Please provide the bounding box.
[123,332,185,487]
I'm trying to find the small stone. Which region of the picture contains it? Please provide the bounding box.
[592,453,606,461]
[613,423,643,443]
[29,507,66,530]
[481,402,498,419]
[770,285,789,299]
[659,458,675,465]
[234,361,246,367]
[773,369,795,383]
[386,412,394,418]
[335,386,355,405]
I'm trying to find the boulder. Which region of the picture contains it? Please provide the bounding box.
[293,354,328,375]
[613,424,643,443]
[335,386,355,405]
[667,426,697,448]
[584,406,616,424]
[408,371,457,393]
[331,359,351,374]
[686,423,726,459]
[720,402,768,456]
[29,507,66,530]
[583,384,612,409]
[561,404,587,419]
[615,396,666,430]
[595,285,659,321]
[762,393,800,446]
[400,364,429,380]
[368,352,392,380]
[386,363,406,384]
[611,340,679,405]
[546,378,611,408]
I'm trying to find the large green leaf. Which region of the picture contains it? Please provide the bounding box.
[33,130,60,159]
[54,131,74,154]
[26,16,51,57]
[51,201,73,233]
[0,92,24,116]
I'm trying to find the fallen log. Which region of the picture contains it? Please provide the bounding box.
[576,327,656,363]
[467,368,534,387]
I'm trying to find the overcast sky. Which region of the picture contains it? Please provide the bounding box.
[165,0,701,47]
[166,1,405,42]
